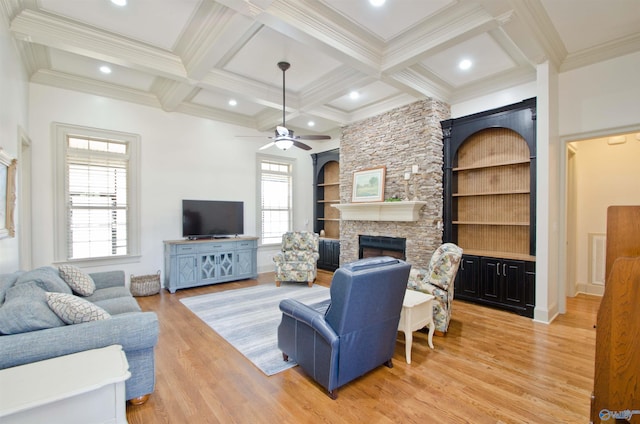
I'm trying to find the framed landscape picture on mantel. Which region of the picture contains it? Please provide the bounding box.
[352,166,385,202]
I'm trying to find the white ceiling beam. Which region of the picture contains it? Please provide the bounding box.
[300,67,375,110]
[383,3,499,74]
[177,2,259,80]
[389,67,453,103]
[10,9,188,81]
[151,78,199,112]
[218,0,384,76]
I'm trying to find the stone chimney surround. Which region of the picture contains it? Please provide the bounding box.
[337,98,450,268]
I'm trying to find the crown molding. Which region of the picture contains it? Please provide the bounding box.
[507,0,566,68]
[449,66,536,104]
[176,102,257,128]
[390,67,452,103]
[31,69,161,108]
[10,9,187,81]
[346,93,419,125]
[560,33,640,72]
[14,39,48,76]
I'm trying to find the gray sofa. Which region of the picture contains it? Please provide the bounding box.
[0,266,159,403]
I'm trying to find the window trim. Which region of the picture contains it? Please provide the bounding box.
[53,122,141,266]
[256,154,295,247]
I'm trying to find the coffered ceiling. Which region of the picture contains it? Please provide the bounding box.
[2,0,640,136]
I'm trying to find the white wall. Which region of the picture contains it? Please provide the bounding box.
[0,17,29,274]
[27,84,322,277]
[559,51,640,136]
[573,137,640,292]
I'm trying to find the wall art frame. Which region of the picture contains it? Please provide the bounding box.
[0,148,17,239]
[352,166,386,202]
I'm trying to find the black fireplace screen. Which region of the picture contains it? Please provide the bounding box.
[358,235,406,260]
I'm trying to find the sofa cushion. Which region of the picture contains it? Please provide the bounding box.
[16,267,71,294]
[94,297,142,315]
[46,293,111,324]
[84,286,134,303]
[0,282,65,335]
[58,264,96,296]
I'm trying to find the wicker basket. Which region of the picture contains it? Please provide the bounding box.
[130,271,161,297]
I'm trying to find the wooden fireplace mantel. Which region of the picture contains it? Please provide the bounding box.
[332,201,427,222]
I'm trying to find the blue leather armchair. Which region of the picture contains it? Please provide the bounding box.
[277,256,411,399]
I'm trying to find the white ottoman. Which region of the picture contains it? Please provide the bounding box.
[0,344,131,424]
[398,289,435,364]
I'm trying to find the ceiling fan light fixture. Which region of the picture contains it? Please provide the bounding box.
[369,0,386,7]
[275,138,294,150]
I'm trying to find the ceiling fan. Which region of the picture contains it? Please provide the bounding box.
[258,61,331,151]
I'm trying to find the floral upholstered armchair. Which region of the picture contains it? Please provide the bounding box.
[407,243,463,334]
[273,231,320,287]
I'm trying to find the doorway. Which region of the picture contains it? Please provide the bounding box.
[562,129,640,300]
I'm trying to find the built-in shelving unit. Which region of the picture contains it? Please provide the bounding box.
[312,149,340,271]
[442,98,537,317]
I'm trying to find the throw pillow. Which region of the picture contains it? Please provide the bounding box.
[58,265,96,296]
[15,267,71,294]
[0,282,65,335]
[46,292,111,325]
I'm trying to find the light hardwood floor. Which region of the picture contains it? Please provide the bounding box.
[126,270,599,423]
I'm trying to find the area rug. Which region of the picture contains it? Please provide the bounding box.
[180,283,330,376]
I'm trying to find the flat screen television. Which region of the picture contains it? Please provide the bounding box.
[182,200,244,239]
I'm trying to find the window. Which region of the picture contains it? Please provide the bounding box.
[258,155,294,245]
[54,123,140,265]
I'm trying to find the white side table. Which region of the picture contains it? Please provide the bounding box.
[398,289,435,364]
[0,344,131,424]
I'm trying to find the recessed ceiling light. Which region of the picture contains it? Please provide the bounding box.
[110,0,127,6]
[459,59,472,70]
[349,91,360,100]
[369,0,386,6]
[99,65,112,74]
[307,121,315,127]
[228,99,237,106]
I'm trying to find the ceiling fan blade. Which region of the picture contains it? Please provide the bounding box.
[292,140,312,150]
[259,141,276,150]
[296,134,331,140]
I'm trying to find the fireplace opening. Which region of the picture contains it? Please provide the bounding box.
[359,235,406,260]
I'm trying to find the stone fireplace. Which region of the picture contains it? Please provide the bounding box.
[337,98,450,269]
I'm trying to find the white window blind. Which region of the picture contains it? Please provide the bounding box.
[259,158,293,244]
[66,137,129,259]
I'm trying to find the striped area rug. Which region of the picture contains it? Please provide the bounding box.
[180,283,330,376]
